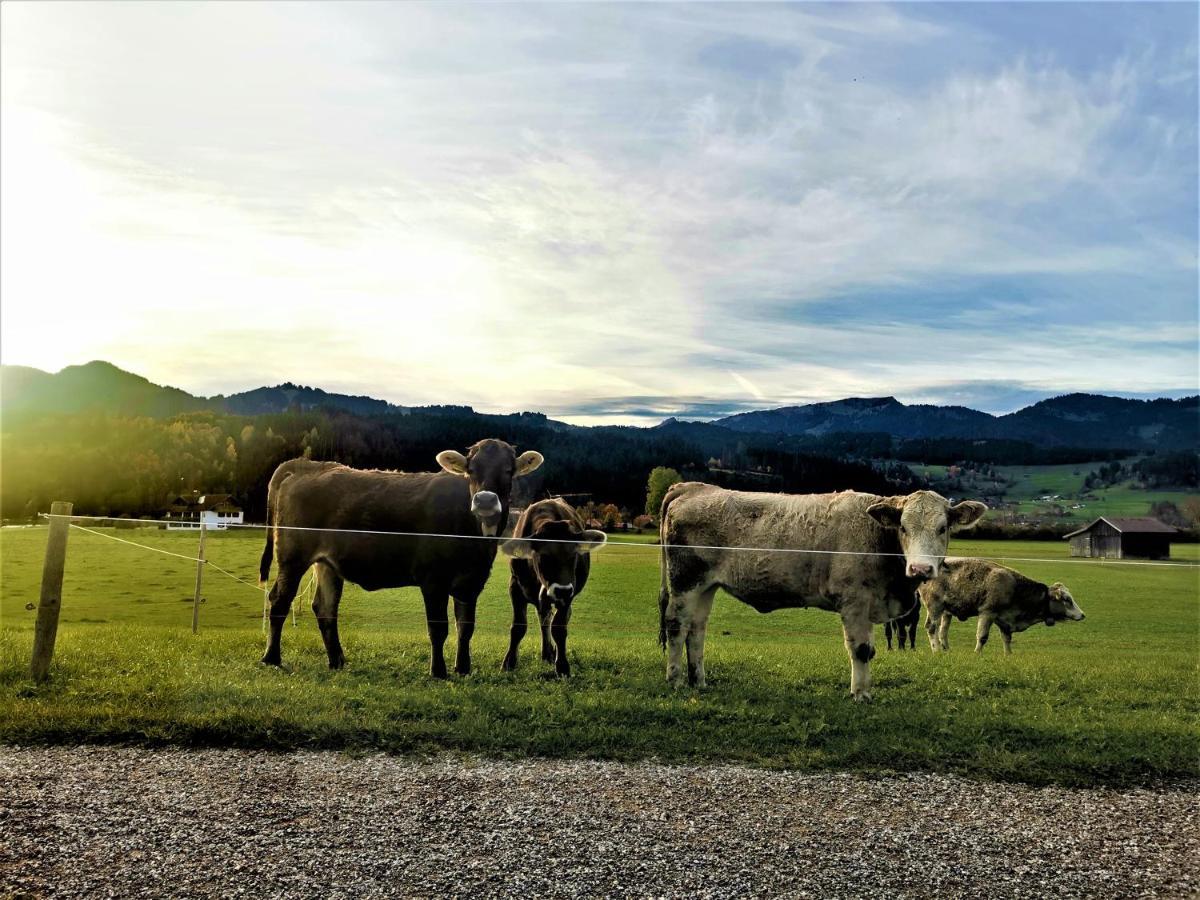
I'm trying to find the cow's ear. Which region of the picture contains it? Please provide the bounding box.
[500,538,534,559]
[436,450,469,476]
[948,500,988,529]
[515,450,544,476]
[866,497,904,529]
[577,529,607,554]
[1049,582,1069,600]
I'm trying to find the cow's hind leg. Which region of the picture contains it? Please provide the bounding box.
[885,621,895,651]
[841,610,876,702]
[452,595,478,676]
[502,579,528,672]
[261,567,303,666]
[906,618,918,651]
[685,587,716,688]
[312,562,346,669]
[422,586,450,679]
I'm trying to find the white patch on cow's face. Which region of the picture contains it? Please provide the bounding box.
[1050,583,1085,621]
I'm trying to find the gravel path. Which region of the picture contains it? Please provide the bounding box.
[1,746,1195,899]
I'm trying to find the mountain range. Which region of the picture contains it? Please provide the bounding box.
[2,361,1197,451]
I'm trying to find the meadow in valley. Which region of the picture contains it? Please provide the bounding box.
[1,525,1196,787]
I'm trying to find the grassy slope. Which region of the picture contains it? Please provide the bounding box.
[2,527,1197,786]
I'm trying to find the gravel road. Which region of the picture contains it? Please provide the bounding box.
[1,746,1195,899]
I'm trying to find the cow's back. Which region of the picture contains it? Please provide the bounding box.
[662,484,904,614]
[273,463,491,591]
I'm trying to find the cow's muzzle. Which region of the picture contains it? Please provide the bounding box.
[542,582,574,608]
[906,562,935,579]
[471,491,503,536]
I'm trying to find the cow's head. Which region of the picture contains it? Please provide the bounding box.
[501,519,606,609]
[866,491,987,580]
[436,439,543,536]
[1045,582,1085,625]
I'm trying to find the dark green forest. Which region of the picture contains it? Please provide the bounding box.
[1,407,930,521]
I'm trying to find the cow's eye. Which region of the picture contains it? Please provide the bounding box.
[938,525,947,535]
[899,526,907,535]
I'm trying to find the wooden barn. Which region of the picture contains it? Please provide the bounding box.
[1064,517,1177,560]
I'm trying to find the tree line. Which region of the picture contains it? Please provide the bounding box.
[0,407,922,522]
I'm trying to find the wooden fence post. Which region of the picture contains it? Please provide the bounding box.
[191,522,207,634]
[31,500,73,681]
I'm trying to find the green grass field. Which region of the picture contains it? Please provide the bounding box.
[2,526,1197,786]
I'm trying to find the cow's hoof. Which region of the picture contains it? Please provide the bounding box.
[851,691,873,703]
[501,658,517,673]
[260,654,282,667]
[328,656,345,670]
[430,665,448,680]
[555,666,571,678]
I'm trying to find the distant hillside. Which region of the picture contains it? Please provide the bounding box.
[1,363,407,421]
[3,362,1195,452]
[716,394,1200,450]
[0,361,209,419]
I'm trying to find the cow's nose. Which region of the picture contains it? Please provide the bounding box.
[907,562,934,579]
[471,490,501,514]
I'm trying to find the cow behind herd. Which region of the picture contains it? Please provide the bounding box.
[259,439,1086,699]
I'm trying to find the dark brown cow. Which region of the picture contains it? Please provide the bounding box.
[258,440,543,677]
[500,498,606,676]
[885,599,921,651]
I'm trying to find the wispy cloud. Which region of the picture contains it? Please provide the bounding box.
[1,2,1195,424]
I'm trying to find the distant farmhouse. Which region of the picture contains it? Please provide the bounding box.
[164,492,244,531]
[1064,517,1177,560]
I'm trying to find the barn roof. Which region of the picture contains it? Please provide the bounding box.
[1063,516,1178,539]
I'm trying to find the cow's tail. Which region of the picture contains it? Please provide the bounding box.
[259,469,287,586]
[657,481,689,650]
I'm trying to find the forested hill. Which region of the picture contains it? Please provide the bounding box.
[716,394,1200,450]
[1,362,1192,521]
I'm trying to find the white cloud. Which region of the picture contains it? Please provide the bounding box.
[1,3,1195,422]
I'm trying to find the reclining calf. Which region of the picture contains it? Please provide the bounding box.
[919,557,1085,654]
[501,498,607,676]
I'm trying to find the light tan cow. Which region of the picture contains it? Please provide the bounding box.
[919,557,1084,654]
[658,484,987,701]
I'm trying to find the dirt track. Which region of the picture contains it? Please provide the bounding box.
[1,746,1195,899]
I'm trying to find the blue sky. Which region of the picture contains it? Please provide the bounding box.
[1,2,1196,424]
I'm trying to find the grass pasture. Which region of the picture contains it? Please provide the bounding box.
[1,525,1197,786]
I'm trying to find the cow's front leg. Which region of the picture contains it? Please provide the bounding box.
[937,613,952,652]
[974,614,994,654]
[924,608,940,652]
[998,622,1013,655]
[550,606,571,677]
[421,586,450,679]
[885,621,895,651]
[539,604,556,664]
[841,611,875,702]
[453,595,477,675]
[502,579,528,672]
